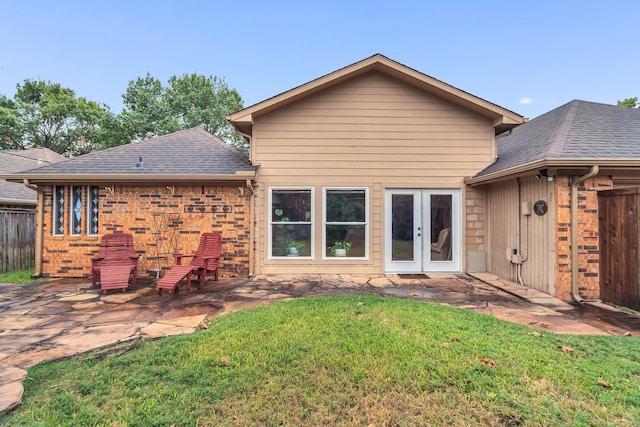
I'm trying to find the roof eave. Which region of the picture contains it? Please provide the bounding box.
[0,197,36,206]
[1,171,256,185]
[227,54,525,136]
[465,158,640,186]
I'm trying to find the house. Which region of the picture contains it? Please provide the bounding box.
[6,55,638,308]
[0,148,66,273]
[227,54,526,276]
[466,100,640,307]
[0,147,65,208]
[1,128,257,278]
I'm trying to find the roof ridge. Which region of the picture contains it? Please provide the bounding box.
[542,100,581,158]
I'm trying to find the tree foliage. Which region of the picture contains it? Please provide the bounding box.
[0,80,122,156]
[617,97,639,108]
[1,73,247,156]
[120,73,247,152]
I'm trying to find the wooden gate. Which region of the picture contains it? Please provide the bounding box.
[0,208,36,273]
[598,188,640,310]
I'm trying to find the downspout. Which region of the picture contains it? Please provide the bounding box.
[246,178,256,277]
[515,178,530,287]
[23,179,44,278]
[570,165,599,303]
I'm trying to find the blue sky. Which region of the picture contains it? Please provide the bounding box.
[1,0,639,120]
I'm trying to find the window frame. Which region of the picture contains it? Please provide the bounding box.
[53,185,65,236]
[87,185,100,236]
[268,186,314,260]
[322,187,369,260]
[70,185,83,236]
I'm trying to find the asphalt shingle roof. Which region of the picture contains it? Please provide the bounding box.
[16,127,256,177]
[0,148,66,203]
[475,100,640,177]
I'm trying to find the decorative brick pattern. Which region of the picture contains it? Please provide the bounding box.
[40,184,251,279]
[554,175,613,301]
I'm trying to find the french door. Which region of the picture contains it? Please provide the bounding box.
[384,189,461,273]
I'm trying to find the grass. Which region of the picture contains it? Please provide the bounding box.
[2,295,639,426]
[0,269,43,284]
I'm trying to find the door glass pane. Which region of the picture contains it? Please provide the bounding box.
[391,194,414,261]
[430,194,452,261]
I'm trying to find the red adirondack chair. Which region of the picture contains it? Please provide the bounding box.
[156,232,222,295]
[91,233,138,294]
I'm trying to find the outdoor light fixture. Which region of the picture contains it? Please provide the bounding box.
[536,168,554,182]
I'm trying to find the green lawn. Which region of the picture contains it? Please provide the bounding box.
[0,269,42,284]
[2,295,639,426]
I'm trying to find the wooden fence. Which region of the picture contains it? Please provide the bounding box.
[0,208,36,274]
[598,188,640,311]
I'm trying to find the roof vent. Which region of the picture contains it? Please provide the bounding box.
[37,158,43,165]
[133,157,144,169]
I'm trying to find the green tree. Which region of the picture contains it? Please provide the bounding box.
[617,97,639,108]
[119,73,247,152]
[0,80,121,156]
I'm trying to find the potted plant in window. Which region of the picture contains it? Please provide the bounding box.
[286,241,304,256]
[330,241,352,257]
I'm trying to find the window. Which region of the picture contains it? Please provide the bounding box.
[53,186,65,236]
[324,188,367,258]
[269,188,313,258]
[88,186,100,235]
[70,186,83,235]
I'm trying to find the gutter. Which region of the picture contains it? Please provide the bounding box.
[465,158,640,186]
[570,165,599,303]
[22,179,45,278]
[2,172,257,184]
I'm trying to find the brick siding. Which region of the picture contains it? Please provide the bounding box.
[554,175,613,301]
[41,184,251,278]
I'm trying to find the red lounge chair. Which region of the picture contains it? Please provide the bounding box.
[156,232,222,295]
[91,233,138,294]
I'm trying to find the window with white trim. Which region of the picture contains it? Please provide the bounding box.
[53,186,65,236]
[87,186,100,235]
[269,188,313,258]
[70,185,83,235]
[324,188,368,258]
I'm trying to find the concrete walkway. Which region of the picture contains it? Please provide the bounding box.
[1,273,639,413]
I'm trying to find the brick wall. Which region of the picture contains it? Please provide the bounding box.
[554,175,613,301]
[40,183,251,278]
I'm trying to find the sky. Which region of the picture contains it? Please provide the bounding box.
[1,0,639,120]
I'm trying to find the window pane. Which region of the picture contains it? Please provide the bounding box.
[326,225,365,257]
[272,190,311,222]
[53,186,65,236]
[430,194,452,261]
[71,186,82,235]
[391,194,414,261]
[88,186,99,235]
[272,224,311,257]
[326,190,365,222]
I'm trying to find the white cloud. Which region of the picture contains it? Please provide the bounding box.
[519,97,533,105]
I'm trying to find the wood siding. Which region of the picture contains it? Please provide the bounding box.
[251,72,496,274]
[487,178,555,294]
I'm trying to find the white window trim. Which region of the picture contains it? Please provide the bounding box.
[322,187,369,260]
[268,186,314,260]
